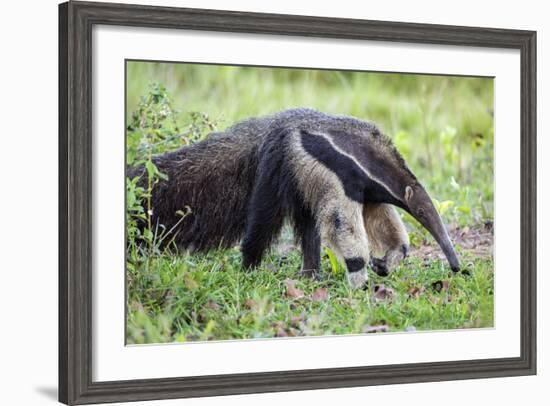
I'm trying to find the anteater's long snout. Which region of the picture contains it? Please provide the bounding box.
[415,201,460,273]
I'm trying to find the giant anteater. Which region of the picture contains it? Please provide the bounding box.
[128,108,460,289]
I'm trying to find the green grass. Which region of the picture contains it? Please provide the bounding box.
[125,62,494,344]
[127,248,493,344]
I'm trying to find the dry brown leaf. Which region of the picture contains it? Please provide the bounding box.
[311,287,329,302]
[407,286,426,299]
[275,327,288,337]
[285,279,305,299]
[286,328,299,337]
[244,298,258,310]
[272,321,288,337]
[130,301,144,312]
[206,300,220,311]
[373,284,395,302]
[364,325,390,333]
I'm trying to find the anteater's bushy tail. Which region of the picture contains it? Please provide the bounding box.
[127,125,263,251]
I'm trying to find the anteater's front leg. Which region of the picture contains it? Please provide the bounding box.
[322,201,370,289]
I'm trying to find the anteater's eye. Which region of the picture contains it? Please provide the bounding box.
[417,207,426,218]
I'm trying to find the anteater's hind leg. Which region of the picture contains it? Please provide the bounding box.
[363,203,409,277]
[241,151,286,269]
[241,195,285,270]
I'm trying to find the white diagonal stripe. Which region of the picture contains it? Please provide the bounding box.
[308,132,403,202]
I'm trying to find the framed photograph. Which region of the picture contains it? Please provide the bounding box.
[59,1,536,404]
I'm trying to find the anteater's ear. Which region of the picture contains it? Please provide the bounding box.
[404,185,414,203]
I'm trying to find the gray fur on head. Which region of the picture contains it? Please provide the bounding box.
[128,108,459,289]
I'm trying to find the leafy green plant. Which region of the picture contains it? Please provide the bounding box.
[324,247,345,276]
[127,83,181,166]
[126,82,221,317]
[126,83,175,264]
[127,83,220,165]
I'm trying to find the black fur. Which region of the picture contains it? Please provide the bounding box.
[295,205,321,277]
[370,257,389,276]
[345,257,366,273]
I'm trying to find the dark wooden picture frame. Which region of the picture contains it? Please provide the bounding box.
[59,1,536,404]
